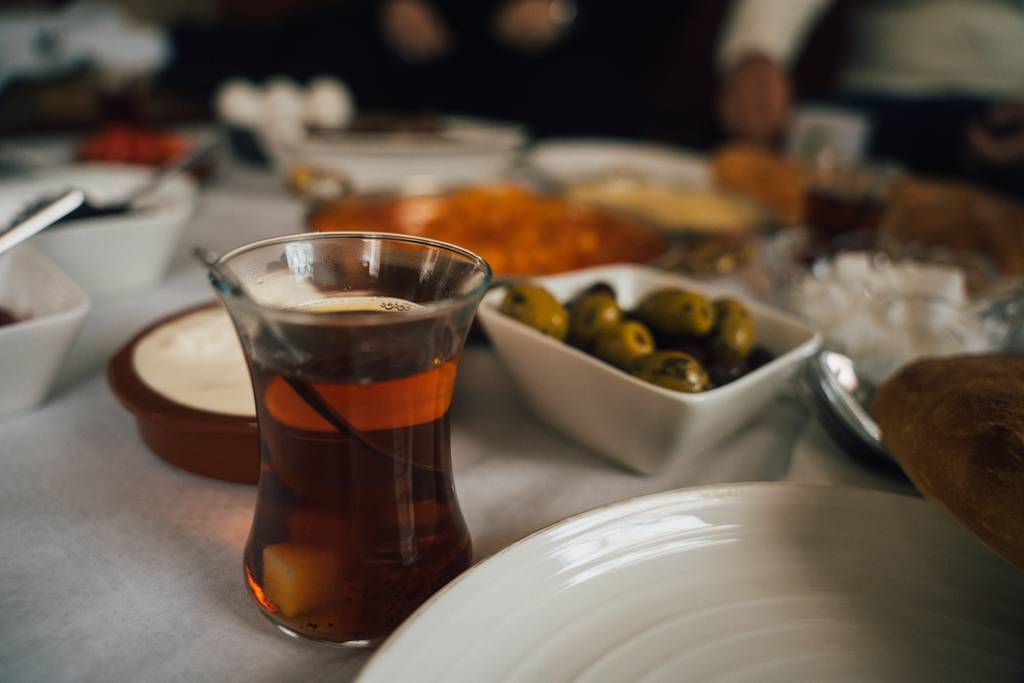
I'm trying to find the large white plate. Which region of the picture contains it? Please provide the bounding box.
[526,138,710,187]
[357,483,1024,682]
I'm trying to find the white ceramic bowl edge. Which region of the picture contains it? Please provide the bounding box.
[477,265,821,473]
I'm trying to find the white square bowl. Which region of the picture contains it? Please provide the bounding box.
[476,265,821,473]
[0,244,90,417]
[0,163,197,300]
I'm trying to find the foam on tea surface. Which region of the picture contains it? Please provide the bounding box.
[288,296,422,314]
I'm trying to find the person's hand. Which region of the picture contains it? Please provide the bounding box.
[380,0,453,64]
[967,103,1024,167]
[493,0,574,54]
[718,55,792,145]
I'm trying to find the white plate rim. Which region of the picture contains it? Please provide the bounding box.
[354,481,985,682]
[526,138,710,185]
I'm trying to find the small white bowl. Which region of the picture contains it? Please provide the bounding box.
[477,265,821,473]
[0,244,90,417]
[0,163,197,300]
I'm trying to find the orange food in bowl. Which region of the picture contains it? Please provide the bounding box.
[309,186,669,276]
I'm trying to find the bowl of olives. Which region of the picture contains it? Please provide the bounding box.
[477,265,821,473]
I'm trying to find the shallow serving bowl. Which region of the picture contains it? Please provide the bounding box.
[476,265,821,473]
[265,116,527,191]
[0,244,90,417]
[525,138,710,186]
[0,163,197,300]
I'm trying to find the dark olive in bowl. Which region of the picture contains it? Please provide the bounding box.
[633,351,711,393]
[500,284,569,341]
[594,320,655,370]
[569,293,622,347]
[636,288,716,338]
[710,298,755,361]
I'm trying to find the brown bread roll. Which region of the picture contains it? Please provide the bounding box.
[875,355,1024,570]
[881,178,1024,276]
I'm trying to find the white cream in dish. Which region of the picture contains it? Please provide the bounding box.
[133,306,255,417]
[131,297,423,416]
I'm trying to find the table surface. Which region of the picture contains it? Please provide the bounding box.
[0,155,911,683]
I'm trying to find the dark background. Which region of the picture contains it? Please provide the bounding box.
[0,0,850,149]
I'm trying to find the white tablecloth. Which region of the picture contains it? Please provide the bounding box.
[0,160,909,683]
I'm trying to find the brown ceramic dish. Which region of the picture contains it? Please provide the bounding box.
[107,302,259,484]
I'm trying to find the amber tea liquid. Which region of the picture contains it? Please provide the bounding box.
[242,297,471,644]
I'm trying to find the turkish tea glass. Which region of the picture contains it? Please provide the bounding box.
[212,232,491,647]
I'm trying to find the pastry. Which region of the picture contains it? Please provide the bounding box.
[875,354,1024,570]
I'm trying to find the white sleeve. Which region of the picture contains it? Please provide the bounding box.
[717,0,835,71]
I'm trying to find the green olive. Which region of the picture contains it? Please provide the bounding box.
[593,321,655,370]
[636,288,716,338]
[569,294,622,346]
[632,351,711,393]
[710,298,755,361]
[500,284,569,341]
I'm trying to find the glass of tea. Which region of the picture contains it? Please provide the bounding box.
[805,159,902,247]
[211,232,491,647]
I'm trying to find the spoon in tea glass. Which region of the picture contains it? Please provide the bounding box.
[192,245,412,468]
